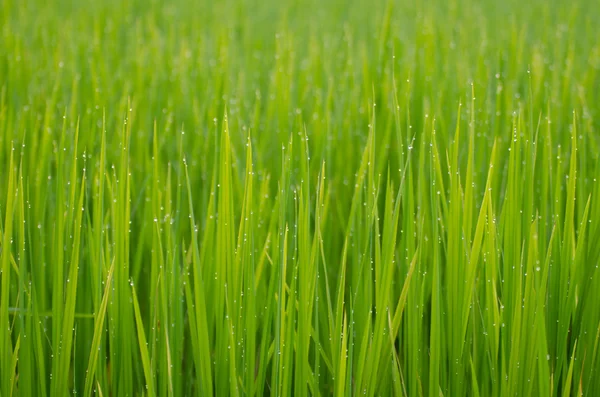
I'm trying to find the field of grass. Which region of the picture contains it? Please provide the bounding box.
[1,0,600,395]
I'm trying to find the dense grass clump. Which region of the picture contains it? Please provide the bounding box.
[1,0,600,395]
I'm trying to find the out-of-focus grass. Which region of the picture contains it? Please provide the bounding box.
[1,0,599,395]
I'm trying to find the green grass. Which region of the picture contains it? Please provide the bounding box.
[1,0,600,395]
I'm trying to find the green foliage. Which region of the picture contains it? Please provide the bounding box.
[1,0,599,395]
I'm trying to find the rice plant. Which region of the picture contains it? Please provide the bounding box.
[1,0,599,395]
